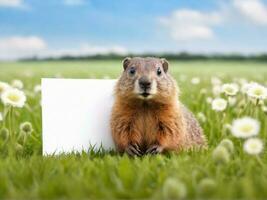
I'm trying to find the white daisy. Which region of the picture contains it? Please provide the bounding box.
[0,81,10,95]
[1,88,26,108]
[34,84,42,93]
[212,98,227,111]
[244,138,264,155]
[247,83,267,100]
[191,77,200,85]
[241,83,252,94]
[206,97,213,104]
[11,79,24,89]
[212,85,222,96]
[221,83,239,96]
[211,77,221,86]
[231,117,260,138]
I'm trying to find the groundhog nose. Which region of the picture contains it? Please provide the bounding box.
[139,77,151,90]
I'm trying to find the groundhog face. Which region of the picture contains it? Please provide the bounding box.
[117,57,175,102]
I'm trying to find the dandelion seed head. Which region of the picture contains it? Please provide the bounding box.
[219,139,234,154]
[162,178,187,199]
[15,143,23,154]
[20,121,33,134]
[212,146,230,164]
[197,112,206,123]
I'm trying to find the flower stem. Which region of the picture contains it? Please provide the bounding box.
[9,106,13,137]
[3,106,9,128]
[255,155,264,168]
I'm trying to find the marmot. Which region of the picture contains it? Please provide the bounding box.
[110,57,206,156]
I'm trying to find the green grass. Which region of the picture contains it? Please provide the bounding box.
[0,60,267,199]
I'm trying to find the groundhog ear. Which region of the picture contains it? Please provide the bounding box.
[122,57,131,70]
[161,58,169,72]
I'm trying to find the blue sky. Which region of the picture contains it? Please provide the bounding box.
[0,0,267,59]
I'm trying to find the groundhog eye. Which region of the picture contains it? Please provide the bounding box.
[129,67,136,75]
[157,67,162,76]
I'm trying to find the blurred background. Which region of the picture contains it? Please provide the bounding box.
[0,0,267,61]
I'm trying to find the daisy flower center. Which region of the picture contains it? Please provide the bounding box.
[217,102,224,107]
[226,88,233,93]
[253,88,263,96]
[249,143,257,150]
[7,94,20,102]
[239,124,253,133]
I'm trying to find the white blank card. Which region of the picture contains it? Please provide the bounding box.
[42,78,116,155]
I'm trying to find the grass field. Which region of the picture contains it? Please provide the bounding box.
[0,60,267,199]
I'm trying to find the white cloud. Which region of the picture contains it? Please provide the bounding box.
[63,0,85,6]
[233,0,267,25]
[159,9,222,41]
[0,0,23,7]
[0,36,127,60]
[0,36,46,60]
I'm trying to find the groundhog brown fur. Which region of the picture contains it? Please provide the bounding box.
[110,57,206,156]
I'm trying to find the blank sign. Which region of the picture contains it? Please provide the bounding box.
[41,78,116,155]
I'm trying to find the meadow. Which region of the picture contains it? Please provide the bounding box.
[0,60,267,199]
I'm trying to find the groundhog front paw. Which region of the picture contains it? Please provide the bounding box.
[125,143,143,157]
[146,145,163,155]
